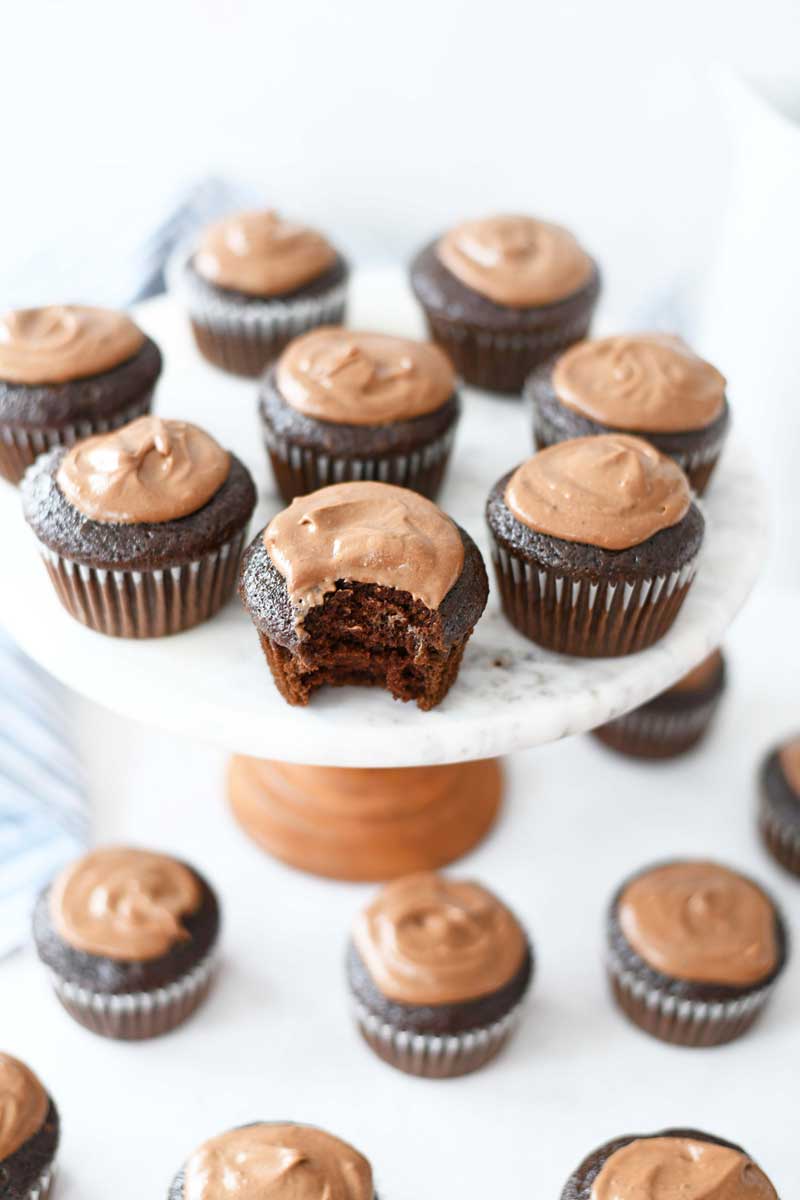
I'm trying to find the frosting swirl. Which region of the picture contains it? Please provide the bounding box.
[778,737,800,796]
[183,1123,373,1200]
[618,861,778,986]
[50,846,202,960]
[352,871,526,1005]
[265,481,464,617]
[591,1137,777,1200]
[0,305,144,385]
[195,210,337,297]
[0,1054,48,1162]
[56,415,230,524]
[504,435,691,550]
[276,328,454,425]
[437,214,593,307]
[553,334,727,433]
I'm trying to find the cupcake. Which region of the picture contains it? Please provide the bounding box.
[22,415,256,638]
[0,305,161,485]
[0,1054,59,1200]
[486,435,704,657]
[168,1123,374,1199]
[347,871,533,1078]
[239,480,488,709]
[593,648,726,758]
[528,333,730,494]
[173,209,348,377]
[607,859,788,1047]
[228,758,503,881]
[759,735,800,878]
[410,214,600,394]
[561,1129,778,1199]
[259,327,460,502]
[32,846,220,1040]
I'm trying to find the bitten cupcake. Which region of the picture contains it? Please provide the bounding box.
[410,213,600,394]
[22,415,256,638]
[486,435,704,657]
[0,305,161,485]
[33,846,220,1040]
[259,327,460,501]
[606,859,788,1047]
[239,480,488,709]
[173,209,348,377]
[561,1129,778,1199]
[168,1123,375,1200]
[0,1054,59,1200]
[759,735,800,878]
[347,871,533,1078]
[528,333,730,494]
[594,649,726,758]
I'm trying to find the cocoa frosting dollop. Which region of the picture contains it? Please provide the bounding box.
[778,737,800,796]
[618,861,778,986]
[437,214,593,307]
[264,481,464,618]
[352,871,526,1005]
[183,1123,373,1200]
[56,415,230,524]
[591,1137,777,1200]
[0,1054,48,1162]
[0,305,144,385]
[195,210,336,297]
[553,334,727,433]
[50,846,202,961]
[667,649,723,695]
[504,435,691,550]
[276,328,454,425]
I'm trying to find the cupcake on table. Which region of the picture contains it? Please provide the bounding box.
[0,1053,59,1200]
[759,733,800,878]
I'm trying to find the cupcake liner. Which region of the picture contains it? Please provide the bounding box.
[36,528,247,638]
[491,543,699,657]
[594,696,720,759]
[23,1167,53,1200]
[50,953,216,1040]
[353,999,523,1078]
[759,792,800,879]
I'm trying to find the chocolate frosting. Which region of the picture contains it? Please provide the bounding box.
[0,305,145,385]
[668,650,723,695]
[352,871,527,1005]
[553,334,726,433]
[183,1123,373,1200]
[619,861,778,986]
[195,210,337,297]
[778,738,800,795]
[50,846,202,961]
[264,481,464,618]
[504,435,691,550]
[276,328,455,425]
[56,415,230,524]
[591,1136,777,1200]
[0,1054,47,1162]
[437,214,593,307]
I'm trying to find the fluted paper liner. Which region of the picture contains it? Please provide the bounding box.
[759,792,800,879]
[595,695,720,758]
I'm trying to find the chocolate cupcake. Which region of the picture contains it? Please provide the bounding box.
[594,649,726,758]
[607,859,788,1047]
[22,415,256,638]
[410,214,600,394]
[759,735,800,878]
[239,480,488,709]
[167,1123,375,1200]
[347,871,533,1078]
[486,435,704,657]
[561,1129,778,1199]
[172,209,348,377]
[0,1054,59,1200]
[33,846,220,1040]
[528,333,730,494]
[259,327,460,501]
[0,305,161,485]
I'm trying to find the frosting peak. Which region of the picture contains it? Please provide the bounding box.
[668,650,723,696]
[195,210,336,297]
[0,305,144,385]
[591,1137,777,1200]
[0,1054,48,1161]
[56,415,230,524]
[276,328,454,425]
[504,435,691,550]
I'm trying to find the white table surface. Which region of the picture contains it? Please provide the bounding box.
[0,583,797,1197]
